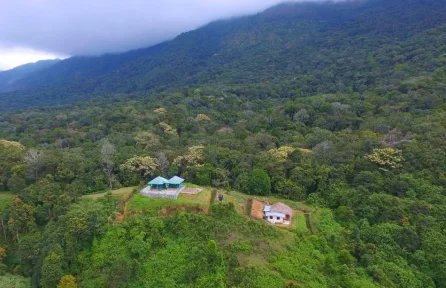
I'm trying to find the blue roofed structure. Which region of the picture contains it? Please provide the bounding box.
[147,176,185,190]
[148,176,169,190]
[168,176,185,188]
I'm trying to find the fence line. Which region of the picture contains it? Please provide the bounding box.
[140,187,183,200]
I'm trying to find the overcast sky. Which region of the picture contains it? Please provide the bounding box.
[0,0,320,71]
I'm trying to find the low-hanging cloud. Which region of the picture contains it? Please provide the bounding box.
[0,0,318,58]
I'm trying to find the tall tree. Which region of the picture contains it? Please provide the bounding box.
[24,148,43,181]
[100,139,116,189]
[41,245,65,288]
[7,197,36,242]
[120,156,159,179]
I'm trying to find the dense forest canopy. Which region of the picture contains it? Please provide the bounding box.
[1,0,446,287]
[1,0,446,111]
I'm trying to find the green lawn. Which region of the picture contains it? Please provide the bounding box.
[226,190,313,211]
[0,191,14,211]
[0,191,14,199]
[184,182,201,188]
[127,189,212,213]
[296,211,310,233]
[81,187,136,200]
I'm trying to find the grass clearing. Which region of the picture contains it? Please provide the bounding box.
[81,187,136,200]
[0,191,14,211]
[127,189,212,213]
[0,191,14,200]
[184,182,201,188]
[296,211,309,233]
[310,208,339,235]
[226,190,313,211]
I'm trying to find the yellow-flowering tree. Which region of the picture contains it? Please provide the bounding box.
[268,146,295,161]
[120,156,159,178]
[366,148,404,169]
[159,122,177,135]
[57,275,77,288]
[173,146,205,176]
[196,114,211,121]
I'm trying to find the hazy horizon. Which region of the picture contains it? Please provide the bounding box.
[0,0,338,71]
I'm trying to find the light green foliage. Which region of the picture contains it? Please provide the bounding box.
[366,148,404,169]
[0,140,25,191]
[159,122,177,135]
[268,146,295,160]
[173,145,205,176]
[57,275,77,288]
[0,274,30,288]
[41,245,65,288]
[134,132,161,151]
[120,156,159,178]
[196,114,211,121]
[7,196,36,241]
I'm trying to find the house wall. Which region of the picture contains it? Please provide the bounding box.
[266,215,285,224]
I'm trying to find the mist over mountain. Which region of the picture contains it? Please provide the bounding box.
[2,1,446,287]
[0,59,60,92]
[0,0,446,111]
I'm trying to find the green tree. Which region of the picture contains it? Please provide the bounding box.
[247,169,271,196]
[100,138,116,189]
[41,245,65,288]
[57,275,77,288]
[7,197,36,242]
[120,156,159,179]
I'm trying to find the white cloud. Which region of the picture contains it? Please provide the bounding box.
[0,0,331,70]
[0,45,63,71]
[0,0,303,56]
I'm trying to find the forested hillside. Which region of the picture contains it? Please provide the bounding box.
[0,60,59,92]
[1,0,446,111]
[1,0,446,287]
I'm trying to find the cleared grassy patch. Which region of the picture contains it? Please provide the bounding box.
[127,189,212,213]
[184,182,201,188]
[81,187,136,200]
[310,208,339,235]
[227,190,313,211]
[0,192,14,211]
[0,191,14,199]
[296,211,309,233]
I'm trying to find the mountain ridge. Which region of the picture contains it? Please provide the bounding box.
[0,59,60,92]
[1,0,446,111]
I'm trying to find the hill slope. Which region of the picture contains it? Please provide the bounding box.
[0,59,59,92]
[1,0,446,111]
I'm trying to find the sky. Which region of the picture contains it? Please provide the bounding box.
[0,0,314,71]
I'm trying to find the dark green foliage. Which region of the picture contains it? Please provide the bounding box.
[0,0,446,287]
[2,0,446,111]
[245,169,271,196]
[0,59,59,92]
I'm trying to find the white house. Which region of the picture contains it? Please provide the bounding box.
[264,202,293,225]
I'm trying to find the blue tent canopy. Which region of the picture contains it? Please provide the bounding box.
[148,176,169,185]
[169,176,185,185]
[148,176,185,190]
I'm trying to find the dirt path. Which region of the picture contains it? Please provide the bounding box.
[304,213,314,234]
[249,199,265,219]
[116,189,135,223]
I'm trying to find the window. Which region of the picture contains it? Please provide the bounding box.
[269,216,273,219]
[277,217,280,220]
